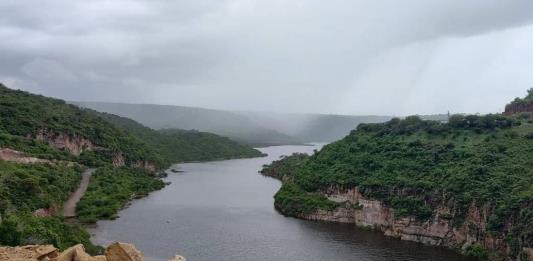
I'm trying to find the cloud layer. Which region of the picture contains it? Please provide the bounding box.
[1,0,533,115]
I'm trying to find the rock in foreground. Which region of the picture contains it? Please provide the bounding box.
[0,243,185,261]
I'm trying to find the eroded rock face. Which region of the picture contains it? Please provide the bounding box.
[504,102,533,115]
[299,186,529,260]
[131,160,157,172]
[31,130,157,172]
[0,148,51,164]
[113,153,157,172]
[35,129,99,156]
[112,153,126,167]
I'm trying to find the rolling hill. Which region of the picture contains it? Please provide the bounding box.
[73,101,394,145]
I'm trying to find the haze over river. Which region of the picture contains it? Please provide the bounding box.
[91,145,471,261]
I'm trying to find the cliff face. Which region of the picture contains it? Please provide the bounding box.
[34,129,100,156]
[30,129,158,172]
[297,186,531,261]
[112,152,157,172]
[504,102,533,115]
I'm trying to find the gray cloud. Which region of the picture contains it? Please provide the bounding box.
[1,0,533,115]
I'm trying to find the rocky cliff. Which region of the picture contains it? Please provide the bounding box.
[504,88,533,115]
[0,242,186,261]
[504,102,533,115]
[30,129,157,172]
[298,186,532,261]
[112,152,157,172]
[34,129,100,156]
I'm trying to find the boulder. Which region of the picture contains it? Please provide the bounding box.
[105,243,144,261]
[52,244,106,261]
[1,243,185,261]
[0,245,58,261]
[169,255,186,261]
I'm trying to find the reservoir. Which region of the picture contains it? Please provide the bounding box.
[91,145,471,261]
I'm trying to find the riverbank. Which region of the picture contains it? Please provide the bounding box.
[90,145,469,261]
[260,115,533,261]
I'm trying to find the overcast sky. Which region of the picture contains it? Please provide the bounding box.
[1,0,533,115]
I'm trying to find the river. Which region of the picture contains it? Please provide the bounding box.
[90,144,471,261]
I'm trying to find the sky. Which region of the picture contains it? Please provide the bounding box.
[1,0,533,116]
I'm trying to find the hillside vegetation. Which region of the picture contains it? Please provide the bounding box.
[0,83,264,253]
[94,111,264,163]
[0,84,164,168]
[262,113,533,259]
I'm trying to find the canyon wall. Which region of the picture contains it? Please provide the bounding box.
[35,129,99,155]
[112,152,157,172]
[298,186,531,260]
[28,129,157,172]
[504,103,533,115]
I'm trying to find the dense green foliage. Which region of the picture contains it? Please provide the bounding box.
[261,153,310,180]
[0,214,102,254]
[76,166,165,223]
[263,114,533,257]
[94,112,264,164]
[0,83,263,253]
[0,84,163,168]
[0,161,82,212]
[273,182,339,216]
[0,161,101,253]
[465,244,489,260]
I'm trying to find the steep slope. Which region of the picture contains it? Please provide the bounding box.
[505,88,533,115]
[94,111,264,163]
[73,102,301,146]
[262,114,533,260]
[0,84,264,253]
[0,84,167,253]
[0,84,164,169]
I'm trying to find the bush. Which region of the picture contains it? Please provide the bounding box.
[76,166,165,222]
[465,244,489,260]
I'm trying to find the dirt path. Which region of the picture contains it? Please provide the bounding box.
[63,168,96,218]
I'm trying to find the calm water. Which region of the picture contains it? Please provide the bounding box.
[90,145,471,261]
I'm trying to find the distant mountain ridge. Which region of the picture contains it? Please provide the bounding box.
[72,101,396,145]
[72,102,301,146]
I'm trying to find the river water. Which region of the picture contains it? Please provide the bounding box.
[90,145,471,261]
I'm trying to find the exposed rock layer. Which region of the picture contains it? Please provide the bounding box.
[296,186,531,261]
[35,129,99,156]
[504,102,533,115]
[0,148,52,164]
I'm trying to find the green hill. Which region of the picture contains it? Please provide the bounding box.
[93,111,265,163]
[0,83,263,253]
[73,101,303,146]
[0,84,170,169]
[262,113,533,260]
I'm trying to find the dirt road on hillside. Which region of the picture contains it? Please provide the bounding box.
[63,168,95,218]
